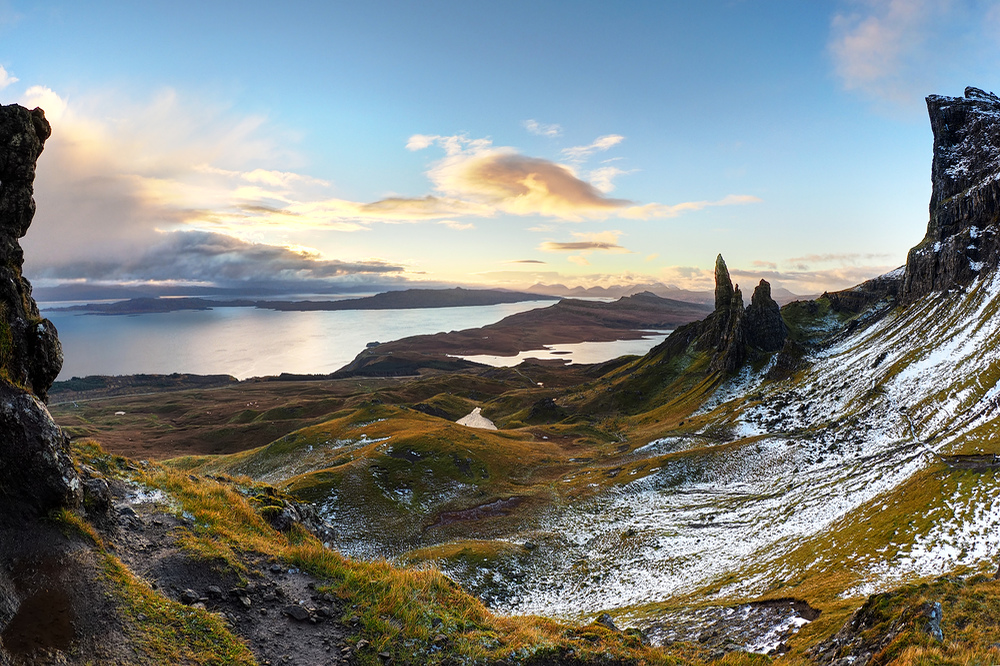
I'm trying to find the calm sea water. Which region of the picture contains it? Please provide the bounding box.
[43,301,668,381]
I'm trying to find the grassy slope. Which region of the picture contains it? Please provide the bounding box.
[49,272,1000,664]
[68,439,688,666]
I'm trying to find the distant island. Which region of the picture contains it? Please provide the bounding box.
[335,291,713,376]
[45,287,559,315]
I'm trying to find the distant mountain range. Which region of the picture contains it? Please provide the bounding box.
[523,281,809,305]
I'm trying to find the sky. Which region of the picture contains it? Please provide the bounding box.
[2,0,1000,297]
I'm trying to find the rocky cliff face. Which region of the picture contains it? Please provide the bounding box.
[903,87,1000,301]
[0,104,79,518]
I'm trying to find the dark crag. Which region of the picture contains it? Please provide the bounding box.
[904,87,1000,300]
[0,104,79,518]
[0,104,84,663]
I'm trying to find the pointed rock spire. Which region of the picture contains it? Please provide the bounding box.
[714,254,734,311]
[744,279,788,352]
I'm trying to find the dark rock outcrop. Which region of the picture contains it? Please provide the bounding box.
[714,254,735,310]
[903,87,1000,301]
[699,256,788,373]
[0,104,79,519]
[744,279,789,352]
[809,594,943,666]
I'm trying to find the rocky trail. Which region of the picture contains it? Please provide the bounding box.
[103,477,354,666]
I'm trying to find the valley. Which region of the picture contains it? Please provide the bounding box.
[6,87,1000,665]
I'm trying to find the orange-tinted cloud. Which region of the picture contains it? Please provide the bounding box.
[431,151,630,220]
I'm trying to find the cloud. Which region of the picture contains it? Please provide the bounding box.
[588,166,632,193]
[401,133,757,222]
[0,65,17,91]
[438,219,475,230]
[567,255,590,266]
[428,143,631,220]
[622,194,761,219]
[539,230,630,253]
[19,83,764,289]
[785,252,893,265]
[406,134,438,151]
[36,230,404,287]
[730,264,900,294]
[540,240,625,252]
[562,134,625,161]
[21,85,66,120]
[506,259,547,264]
[18,86,408,284]
[523,119,562,137]
[828,0,1000,105]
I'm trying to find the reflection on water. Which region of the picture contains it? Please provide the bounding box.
[453,333,671,367]
[44,301,556,380]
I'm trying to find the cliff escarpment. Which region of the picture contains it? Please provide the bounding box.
[903,87,1000,300]
[0,104,79,519]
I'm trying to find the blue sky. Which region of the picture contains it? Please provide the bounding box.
[2,0,999,295]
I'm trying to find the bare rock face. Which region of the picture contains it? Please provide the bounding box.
[0,104,80,518]
[903,87,1000,301]
[700,257,787,373]
[743,279,788,352]
[714,253,735,310]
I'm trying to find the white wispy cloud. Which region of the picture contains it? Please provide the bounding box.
[588,166,632,193]
[561,134,625,161]
[523,119,562,137]
[621,194,761,220]
[438,219,475,230]
[0,65,18,91]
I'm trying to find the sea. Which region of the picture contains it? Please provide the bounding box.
[42,301,670,381]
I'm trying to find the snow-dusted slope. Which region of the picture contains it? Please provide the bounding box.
[477,270,1000,622]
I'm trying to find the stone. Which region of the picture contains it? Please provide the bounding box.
[0,382,81,517]
[82,478,113,519]
[283,604,310,621]
[595,612,619,631]
[206,585,223,599]
[180,589,200,605]
[916,601,944,642]
[0,104,63,400]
